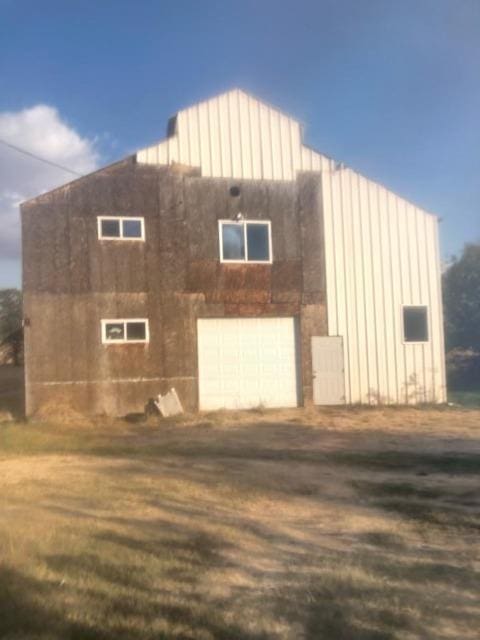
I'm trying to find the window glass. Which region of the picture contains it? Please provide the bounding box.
[101,219,121,238]
[246,223,270,261]
[403,306,428,342]
[222,224,245,260]
[126,321,147,341]
[105,323,125,341]
[122,219,142,238]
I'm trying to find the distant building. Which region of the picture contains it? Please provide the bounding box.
[21,89,446,415]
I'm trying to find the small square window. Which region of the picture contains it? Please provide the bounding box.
[222,223,245,260]
[101,219,121,238]
[126,321,147,341]
[219,220,271,263]
[122,219,142,238]
[104,322,125,341]
[403,306,429,342]
[246,223,270,261]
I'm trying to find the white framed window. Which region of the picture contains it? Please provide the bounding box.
[402,306,429,343]
[219,219,272,263]
[97,216,145,241]
[101,319,149,344]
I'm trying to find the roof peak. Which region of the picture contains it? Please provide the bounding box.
[171,87,303,128]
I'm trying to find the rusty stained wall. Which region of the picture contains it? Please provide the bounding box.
[21,158,327,415]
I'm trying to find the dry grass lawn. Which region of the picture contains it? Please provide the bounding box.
[0,405,479,639]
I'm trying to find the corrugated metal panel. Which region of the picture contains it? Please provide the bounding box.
[321,168,446,404]
[136,88,334,179]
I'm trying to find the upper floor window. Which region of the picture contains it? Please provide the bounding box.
[403,306,429,343]
[101,319,149,344]
[97,216,145,241]
[219,220,272,263]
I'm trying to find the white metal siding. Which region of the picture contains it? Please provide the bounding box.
[197,318,298,410]
[137,89,446,406]
[137,89,334,179]
[321,168,446,404]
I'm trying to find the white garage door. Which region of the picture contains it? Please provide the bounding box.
[197,317,299,410]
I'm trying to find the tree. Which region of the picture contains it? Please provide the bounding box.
[0,289,23,366]
[0,288,22,342]
[443,243,480,351]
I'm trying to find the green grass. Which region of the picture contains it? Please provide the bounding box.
[352,480,444,500]
[448,389,480,407]
[334,450,480,474]
[0,422,91,454]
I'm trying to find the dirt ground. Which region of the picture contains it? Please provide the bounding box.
[0,405,479,640]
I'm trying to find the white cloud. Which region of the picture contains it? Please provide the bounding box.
[0,105,99,261]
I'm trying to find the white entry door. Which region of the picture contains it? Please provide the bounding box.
[197,318,299,410]
[311,336,345,405]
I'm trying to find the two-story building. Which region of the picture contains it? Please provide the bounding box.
[21,89,446,416]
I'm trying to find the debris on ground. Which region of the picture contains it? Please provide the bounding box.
[154,388,184,417]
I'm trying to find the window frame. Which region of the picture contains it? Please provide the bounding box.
[402,305,429,344]
[218,219,273,264]
[101,318,150,344]
[97,216,145,241]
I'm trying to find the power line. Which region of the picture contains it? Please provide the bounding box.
[0,138,83,177]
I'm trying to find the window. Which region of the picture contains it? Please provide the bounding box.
[403,306,429,343]
[219,220,272,263]
[101,319,149,344]
[98,216,145,240]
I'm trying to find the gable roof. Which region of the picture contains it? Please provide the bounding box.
[22,88,437,219]
[136,88,334,180]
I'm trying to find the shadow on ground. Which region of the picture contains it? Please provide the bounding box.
[1,417,479,639]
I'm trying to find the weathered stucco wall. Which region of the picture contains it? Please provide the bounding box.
[22,159,327,416]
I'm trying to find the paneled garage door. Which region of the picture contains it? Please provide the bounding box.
[197,318,299,410]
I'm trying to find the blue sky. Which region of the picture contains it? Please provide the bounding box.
[0,0,479,287]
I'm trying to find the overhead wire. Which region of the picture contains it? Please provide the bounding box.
[0,138,83,177]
